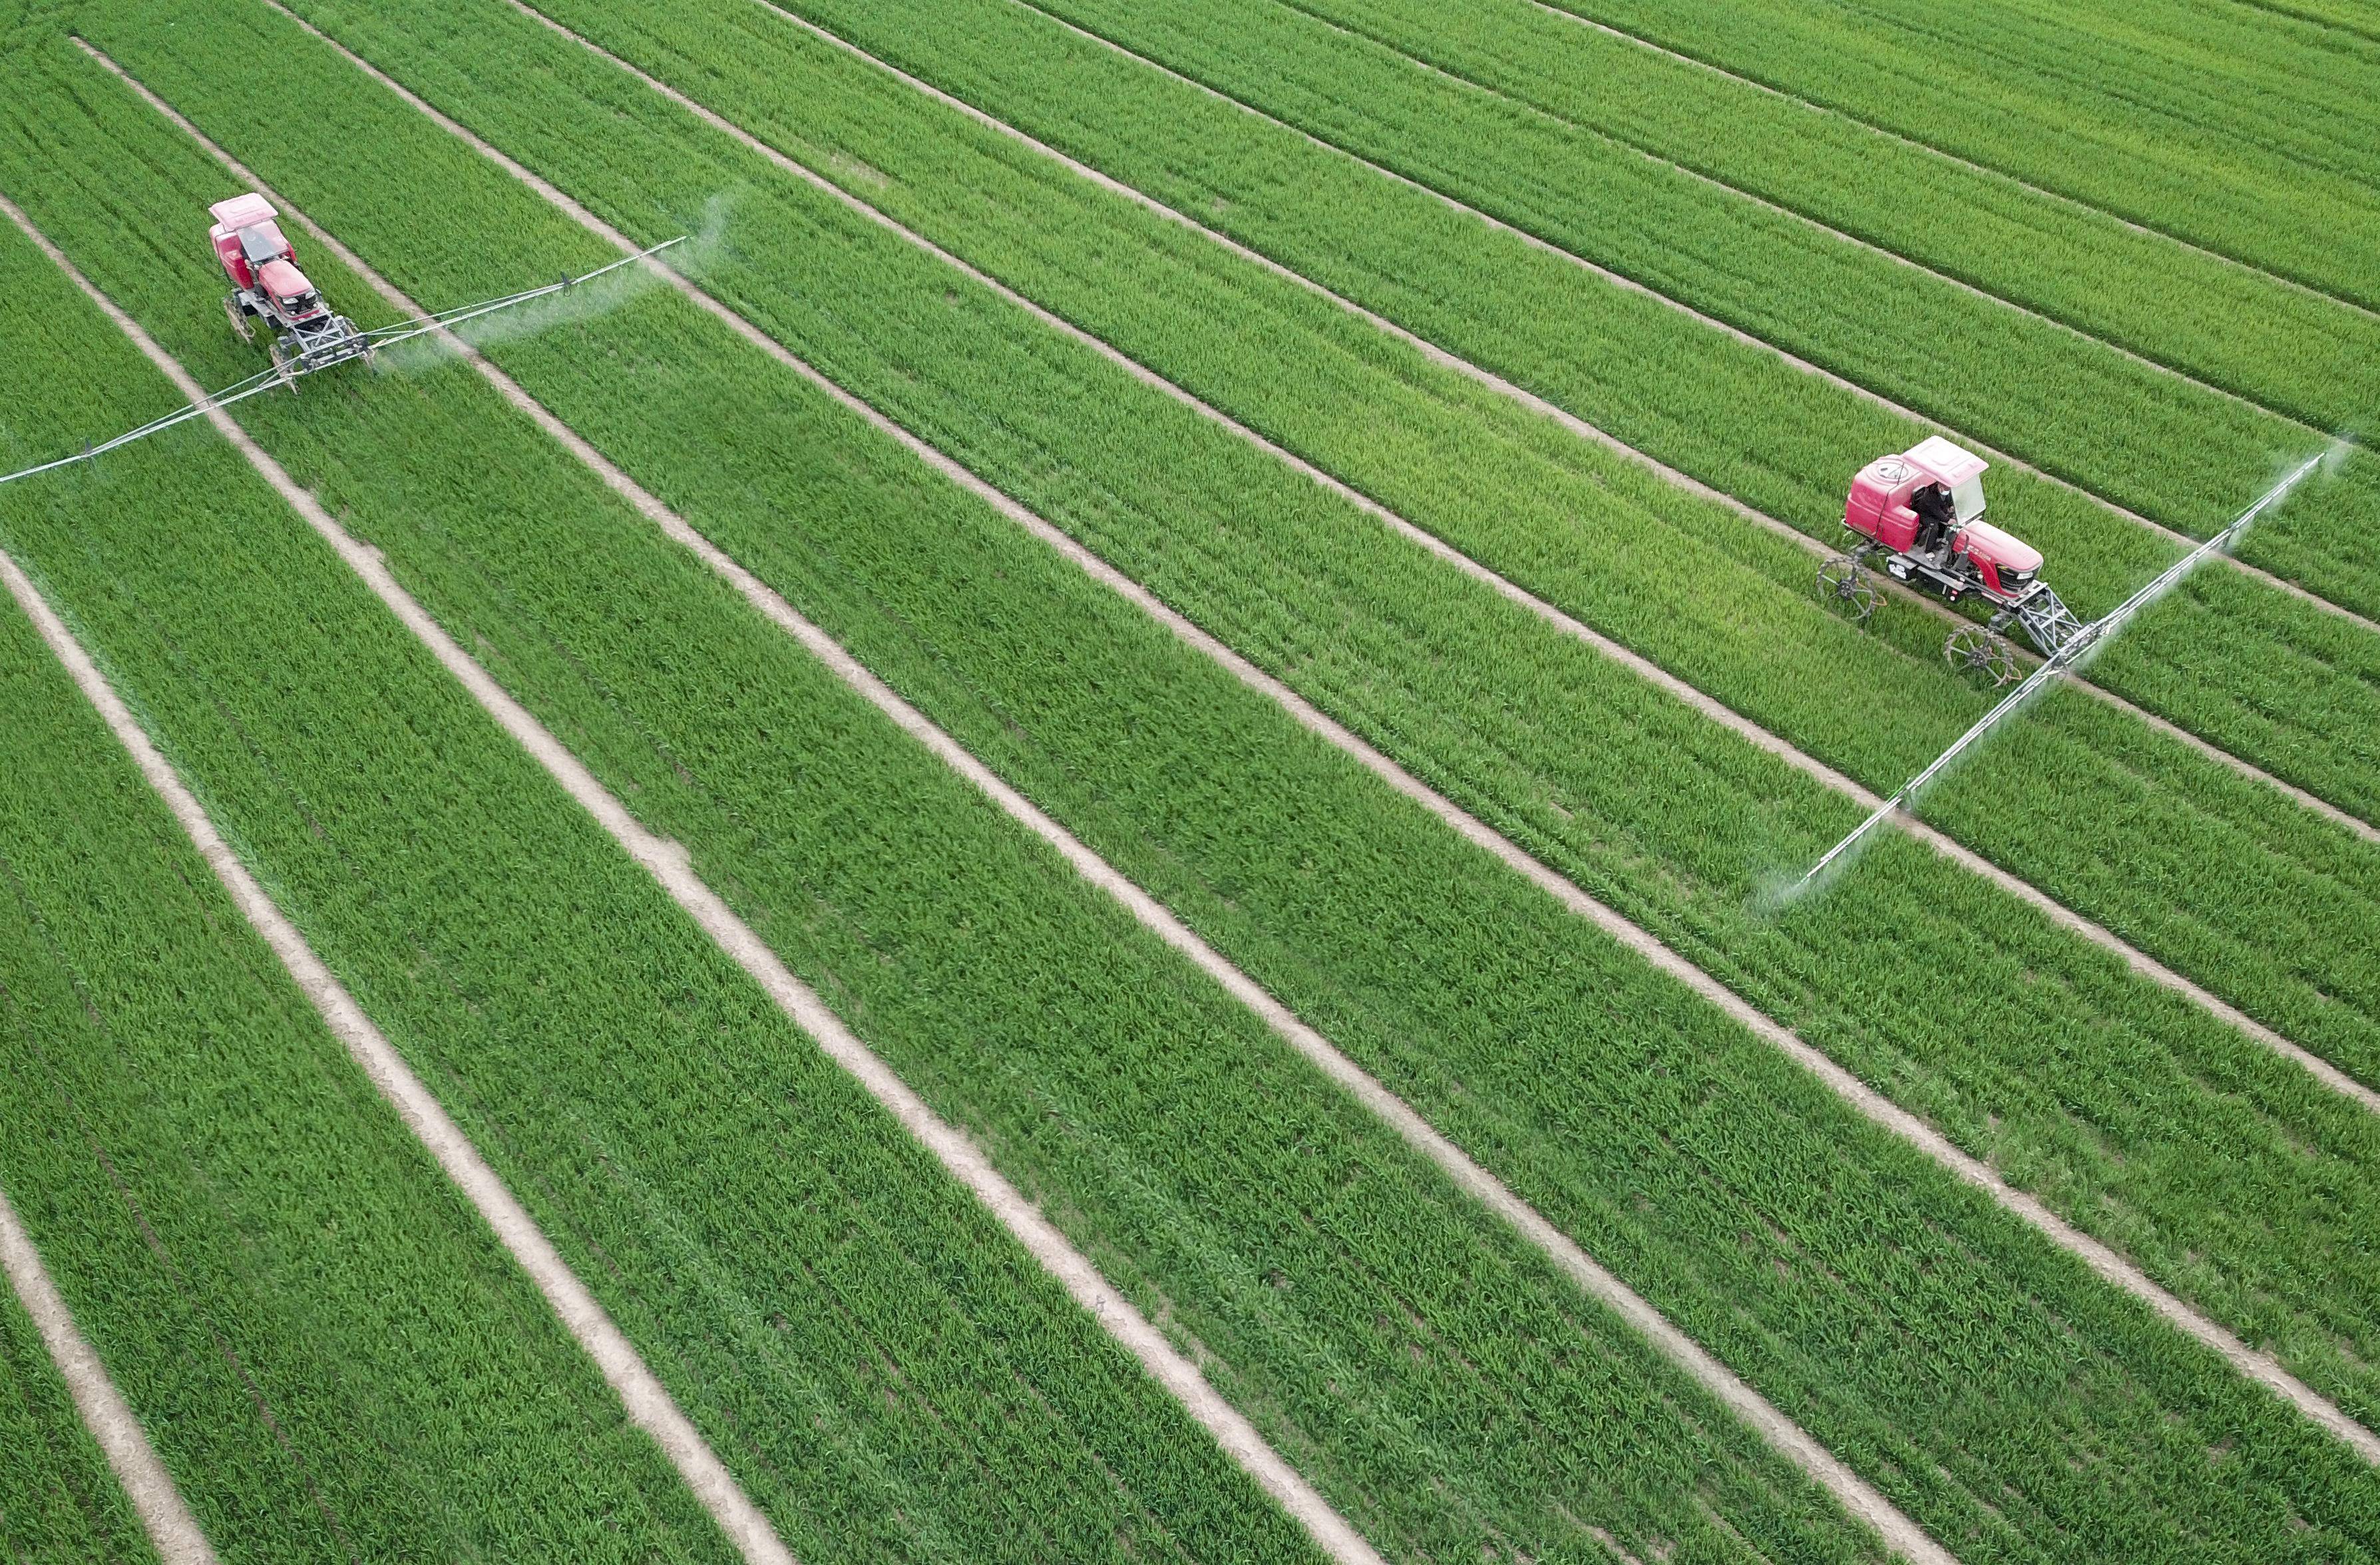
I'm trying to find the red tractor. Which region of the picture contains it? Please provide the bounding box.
[210,192,370,383]
[1818,436,2082,684]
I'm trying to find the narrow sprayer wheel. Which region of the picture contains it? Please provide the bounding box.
[1816,554,1878,623]
[224,294,252,344]
[1944,626,2019,687]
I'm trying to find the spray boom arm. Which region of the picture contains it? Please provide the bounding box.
[1794,448,2332,895]
[0,236,685,491]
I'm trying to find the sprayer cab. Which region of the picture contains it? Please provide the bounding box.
[1820,436,2084,683]
[209,192,370,383]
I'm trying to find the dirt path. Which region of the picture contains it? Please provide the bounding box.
[0,1170,218,1565]
[231,17,2380,1477]
[1519,0,2380,326]
[0,193,799,1565]
[987,0,2380,637]
[405,7,2380,1110]
[123,61,1963,1560]
[6,161,1384,1565]
[741,1,2380,850]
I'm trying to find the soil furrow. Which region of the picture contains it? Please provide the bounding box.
[128,63,1948,1561]
[473,1,2380,1102]
[0,1172,214,1565]
[0,192,799,1565]
[1,159,1378,1565]
[260,3,2380,1473]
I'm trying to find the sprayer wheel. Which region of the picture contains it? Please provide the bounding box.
[1944,627,2019,687]
[224,295,252,343]
[1816,554,1878,623]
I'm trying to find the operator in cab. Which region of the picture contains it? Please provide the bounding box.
[1911,480,1955,560]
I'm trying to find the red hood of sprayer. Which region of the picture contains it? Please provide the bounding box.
[258,258,312,301]
[1955,518,2043,574]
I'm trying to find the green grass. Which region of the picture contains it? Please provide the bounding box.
[194,0,2380,1091]
[88,0,2380,1408]
[0,1236,150,1564]
[963,0,2380,583]
[522,0,2380,838]
[940,0,2380,621]
[1274,0,2380,438]
[1799,0,2380,192]
[0,554,737,1562]
[2092,567,2380,822]
[735,0,2130,608]
[0,111,1336,1565]
[27,6,2380,1559]
[2229,0,2380,46]
[651,0,2380,823]
[0,37,1924,1565]
[1537,0,2380,311]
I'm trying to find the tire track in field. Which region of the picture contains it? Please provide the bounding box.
[1,166,1382,1565]
[705,0,2380,850]
[2221,0,2380,51]
[983,0,2380,642]
[242,11,2380,1473]
[1276,0,2357,442]
[426,1,2380,1105]
[1519,0,2380,327]
[0,1172,217,1565]
[0,192,801,1565]
[97,51,1951,1564]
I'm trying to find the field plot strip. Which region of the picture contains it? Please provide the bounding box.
[1521,0,2380,327]
[847,474,2380,1471]
[715,4,2380,852]
[261,10,2380,1473]
[0,1239,150,1564]
[702,1,2380,852]
[737,1,1788,528]
[110,33,1921,1550]
[114,64,1945,1560]
[1524,0,2380,315]
[1000,0,2164,525]
[0,1170,214,1565]
[984,0,2380,640]
[761,0,2380,656]
[1275,0,2347,440]
[2086,687,2380,846]
[1,149,1379,1565]
[0,193,796,1565]
[454,4,2380,1111]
